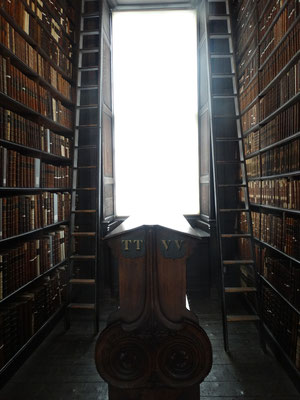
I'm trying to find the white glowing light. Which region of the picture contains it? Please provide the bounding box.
[112,10,199,216]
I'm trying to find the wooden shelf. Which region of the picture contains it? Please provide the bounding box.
[0,7,74,84]
[245,131,300,159]
[0,43,75,108]
[0,259,68,305]
[0,139,72,163]
[250,203,300,216]
[0,305,65,380]
[0,92,73,136]
[248,171,300,180]
[259,92,300,127]
[263,324,300,393]
[259,50,300,98]
[0,187,72,192]
[254,238,300,265]
[260,276,300,316]
[258,0,288,47]
[0,220,69,245]
[259,15,300,72]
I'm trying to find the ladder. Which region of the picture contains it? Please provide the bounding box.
[205,0,264,351]
[65,0,102,333]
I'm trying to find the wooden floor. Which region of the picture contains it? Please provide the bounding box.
[0,291,299,400]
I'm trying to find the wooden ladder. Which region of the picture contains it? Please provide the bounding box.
[65,0,102,333]
[205,0,264,351]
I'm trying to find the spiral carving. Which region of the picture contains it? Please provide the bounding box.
[156,324,212,387]
[95,323,152,389]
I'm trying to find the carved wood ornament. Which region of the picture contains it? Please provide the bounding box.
[95,216,212,398]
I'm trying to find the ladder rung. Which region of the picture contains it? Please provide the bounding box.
[71,209,96,213]
[79,48,99,53]
[76,104,98,109]
[75,145,97,149]
[78,67,99,72]
[82,12,100,17]
[216,160,243,164]
[215,137,242,141]
[210,34,231,39]
[208,15,230,20]
[74,165,97,169]
[210,53,233,58]
[218,183,246,187]
[78,85,98,90]
[221,234,251,238]
[225,287,256,293]
[70,255,96,259]
[227,315,260,322]
[72,232,96,237]
[73,187,97,191]
[213,114,239,118]
[223,260,254,265]
[212,94,237,98]
[68,303,95,310]
[220,208,249,212]
[69,279,95,285]
[212,73,235,78]
[80,30,100,35]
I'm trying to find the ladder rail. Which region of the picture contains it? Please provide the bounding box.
[205,0,265,351]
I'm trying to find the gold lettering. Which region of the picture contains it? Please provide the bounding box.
[133,239,143,250]
[122,240,132,251]
[175,240,184,250]
[162,240,171,250]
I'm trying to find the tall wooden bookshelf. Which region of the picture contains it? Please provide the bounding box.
[233,0,300,381]
[0,0,78,383]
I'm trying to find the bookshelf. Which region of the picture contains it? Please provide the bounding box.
[0,0,78,381]
[233,0,300,378]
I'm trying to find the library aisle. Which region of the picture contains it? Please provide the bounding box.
[0,292,298,400]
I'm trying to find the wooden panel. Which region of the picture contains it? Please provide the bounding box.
[103,39,112,109]
[102,112,113,177]
[200,110,210,176]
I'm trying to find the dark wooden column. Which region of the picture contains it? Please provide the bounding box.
[95,216,212,399]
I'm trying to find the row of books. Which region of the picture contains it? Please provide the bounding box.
[236,0,255,28]
[38,0,75,38]
[246,138,300,177]
[235,7,257,60]
[260,103,300,149]
[258,0,285,41]
[260,60,300,120]
[248,178,300,209]
[261,249,300,309]
[0,266,67,368]
[238,50,258,92]
[0,192,71,239]
[0,55,73,128]
[0,226,68,300]
[0,147,71,188]
[40,163,71,188]
[260,0,297,66]
[39,86,73,129]
[241,102,258,133]
[260,23,300,90]
[0,15,38,72]
[36,4,73,56]
[262,285,299,369]
[0,107,72,157]
[0,0,74,70]
[251,210,300,260]
[239,75,258,112]
[0,55,39,111]
[0,15,74,101]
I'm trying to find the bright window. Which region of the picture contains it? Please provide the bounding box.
[112,10,199,216]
